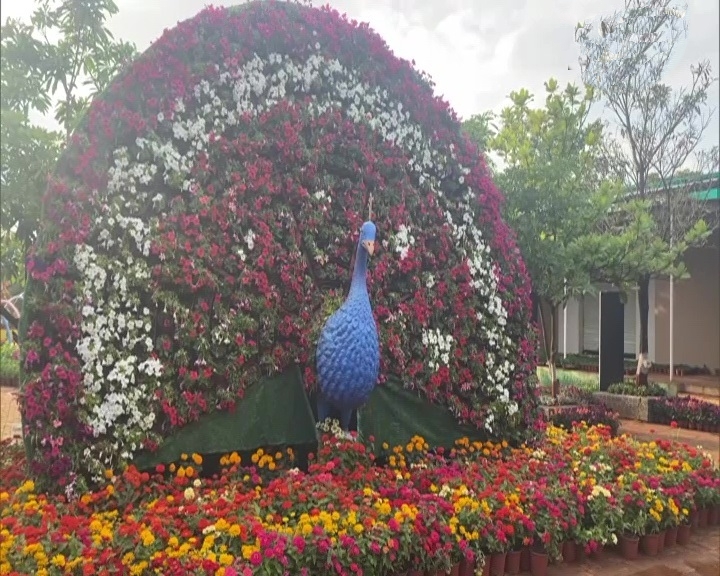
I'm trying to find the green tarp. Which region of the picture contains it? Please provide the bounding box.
[358,378,488,449]
[133,365,318,470]
[133,370,488,470]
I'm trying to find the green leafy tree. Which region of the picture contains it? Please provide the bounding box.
[1,0,137,280]
[575,0,715,383]
[462,111,498,171]
[475,79,619,395]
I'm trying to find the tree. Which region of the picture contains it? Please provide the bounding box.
[575,0,716,384]
[0,0,137,279]
[462,111,498,171]
[468,79,618,395]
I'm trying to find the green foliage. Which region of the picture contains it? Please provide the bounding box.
[0,342,20,380]
[0,0,138,274]
[488,80,616,310]
[461,111,498,170]
[607,382,666,397]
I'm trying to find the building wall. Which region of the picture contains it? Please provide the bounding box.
[654,227,720,372]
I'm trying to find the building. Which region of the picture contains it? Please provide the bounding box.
[556,172,720,375]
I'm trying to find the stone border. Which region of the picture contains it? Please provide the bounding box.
[593,392,664,422]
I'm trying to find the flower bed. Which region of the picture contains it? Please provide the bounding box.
[592,391,666,422]
[20,0,538,490]
[2,423,718,576]
[654,397,720,433]
[607,382,667,397]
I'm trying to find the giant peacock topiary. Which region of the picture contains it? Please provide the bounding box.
[316,220,380,431]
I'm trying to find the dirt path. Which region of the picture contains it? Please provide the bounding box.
[0,386,21,440]
[550,527,719,576]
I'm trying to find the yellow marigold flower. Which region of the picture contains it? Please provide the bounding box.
[229,523,241,537]
[192,453,203,465]
[268,462,276,471]
[104,469,114,479]
[51,554,66,567]
[219,553,234,566]
[140,529,156,547]
[185,466,195,478]
[181,453,188,461]
[251,453,259,464]
[177,466,186,478]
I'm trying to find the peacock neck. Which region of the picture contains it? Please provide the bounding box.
[349,243,369,299]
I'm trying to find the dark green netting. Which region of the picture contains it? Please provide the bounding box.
[358,378,488,450]
[133,365,317,470]
[133,370,488,470]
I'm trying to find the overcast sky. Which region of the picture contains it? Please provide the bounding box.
[2,0,718,154]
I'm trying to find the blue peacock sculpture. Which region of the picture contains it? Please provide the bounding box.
[316,220,380,431]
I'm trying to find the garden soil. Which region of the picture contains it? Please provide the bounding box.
[550,526,718,575]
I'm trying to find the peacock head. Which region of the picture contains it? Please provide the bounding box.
[359,221,376,256]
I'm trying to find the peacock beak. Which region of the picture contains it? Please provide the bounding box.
[363,240,375,256]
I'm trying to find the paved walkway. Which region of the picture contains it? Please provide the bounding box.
[550,527,719,576]
[0,386,21,440]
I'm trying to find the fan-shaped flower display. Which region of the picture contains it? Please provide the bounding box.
[20,1,537,487]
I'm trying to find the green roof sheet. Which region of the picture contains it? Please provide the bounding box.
[691,187,719,201]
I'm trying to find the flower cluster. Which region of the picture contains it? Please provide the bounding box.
[654,397,720,432]
[20,1,537,486]
[2,424,719,575]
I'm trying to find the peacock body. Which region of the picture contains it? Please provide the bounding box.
[316,221,380,430]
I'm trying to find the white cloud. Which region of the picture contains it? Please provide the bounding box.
[2,0,717,152]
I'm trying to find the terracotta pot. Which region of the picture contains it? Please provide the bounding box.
[489,552,506,576]
[690,510,699,530]
[698,507,709,528]
[482,559,490,576]
[458,559,475,576]
[688,422,696,430]
[562,540,576,563]
[664,525,678,547]
[575,541,586,563]
[448,563,461,576]
[519,548,531,572]
[408,571,424,576]
[640,533,661,556]
[619,533,640,560]
[677,523,691,545]
[656,530,666,554]
[530,551,549,576]
[591,543,604,559]
[505,550,521,575]
[710,505,720,526]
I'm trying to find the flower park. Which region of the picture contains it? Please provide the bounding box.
[1,1,719,575]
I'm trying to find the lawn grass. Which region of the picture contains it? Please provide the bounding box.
[536,366,599,392]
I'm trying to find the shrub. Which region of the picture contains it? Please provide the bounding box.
[607,381,666,397]
[0,342,20,381]
[20,2,537,487]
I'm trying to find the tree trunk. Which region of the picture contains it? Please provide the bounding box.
[549,304,559,398]
[635,274,651,386]
[538,300,560,398]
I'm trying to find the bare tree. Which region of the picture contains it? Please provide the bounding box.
[576,0,717,384]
